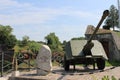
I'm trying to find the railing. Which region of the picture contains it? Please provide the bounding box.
[0,51,64,77]
[17,54,35,71]
[0,51,13,77]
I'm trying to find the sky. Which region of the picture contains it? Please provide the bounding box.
[0,0,118,42]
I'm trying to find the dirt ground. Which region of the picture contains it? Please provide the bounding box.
[7,65,120,80]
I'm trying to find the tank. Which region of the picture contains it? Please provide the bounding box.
[64,10,109,71]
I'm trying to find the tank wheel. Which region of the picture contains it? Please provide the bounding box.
[96,58,105,70]
[64,55,70,71]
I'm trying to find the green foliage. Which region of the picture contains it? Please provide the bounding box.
[105,60,120,67]
[18,59,36,69]
[28,41,41,54]
[102,76,109,80]
[45,33,64,64]
[116,32,120,37]
[102,76,117,80]
[22,36,30,46]
[105,61,112,67]
[111,76,117,80]
[109,60,120,66]
[45,32,63,52]
[71,37,85,40]
[0,24,17,49]
[15,35,42,57]
[105,5,119,30]
[17,36,30,47]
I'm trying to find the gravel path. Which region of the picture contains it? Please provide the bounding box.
[1,66,120,80]
[52,66,120,80]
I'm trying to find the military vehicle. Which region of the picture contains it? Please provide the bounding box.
[64,10,109,71]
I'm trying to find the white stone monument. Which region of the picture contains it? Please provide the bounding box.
[36,45,52,76]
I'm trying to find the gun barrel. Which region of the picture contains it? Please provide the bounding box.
[87,10,109,44]
[83,10,109,53]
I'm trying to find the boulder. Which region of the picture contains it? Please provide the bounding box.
[36,45,52,76]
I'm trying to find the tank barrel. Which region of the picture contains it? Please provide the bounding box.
[83,10,109,53]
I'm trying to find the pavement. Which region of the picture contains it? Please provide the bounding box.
[1,66,120,80]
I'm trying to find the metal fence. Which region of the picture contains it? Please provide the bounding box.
[0,51,13,77]
[16,53,36,71]
[0,50,64,77]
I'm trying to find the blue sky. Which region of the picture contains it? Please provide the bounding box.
[0,0,117,42]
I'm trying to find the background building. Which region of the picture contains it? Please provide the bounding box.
[85,25,120,61]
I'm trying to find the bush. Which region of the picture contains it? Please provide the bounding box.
[102,76,118,80]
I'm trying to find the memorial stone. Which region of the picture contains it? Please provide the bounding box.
[36,45,52,76]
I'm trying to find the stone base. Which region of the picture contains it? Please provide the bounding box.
[37,69,50,76]
[11,71,20,77]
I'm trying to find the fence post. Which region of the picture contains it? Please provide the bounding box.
[0,52,1,77]
[28,54,31,71]
[13,57,18,71]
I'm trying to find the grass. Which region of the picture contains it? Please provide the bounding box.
[107,60,120,66]
[101,75,118,80]
[18,59,36,69]
[52,61,60,66]
[116,31,120,36]
[105,61,113,67]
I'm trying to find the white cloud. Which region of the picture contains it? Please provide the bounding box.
[0,0,102,42]
[0,8,99,26]
[0,0,18,6]
[0,0,99,26]
[0,0,31,10]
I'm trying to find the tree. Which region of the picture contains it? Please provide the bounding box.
[15,38,41,60]
[105,5,119,30]
[22,36,29,46]
[71,37,85,40]
[0,25,17,49]
[45,33,62,51]
[17,35,30,47]
[45,33,64,64]
[16,35,41,53]
[28,41,41,54]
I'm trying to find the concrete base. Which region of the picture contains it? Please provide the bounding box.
[11,71,20,77]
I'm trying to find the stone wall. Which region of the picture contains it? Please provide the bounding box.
[85,33,120,61]
[111,32,120,61]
